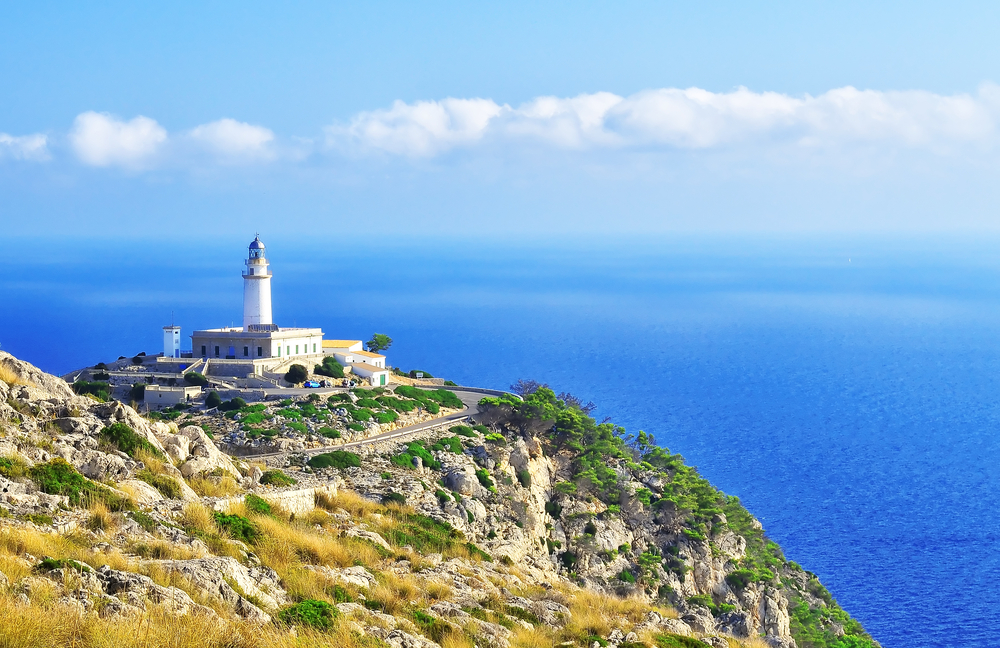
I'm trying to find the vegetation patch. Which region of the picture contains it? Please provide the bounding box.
[276,599,338,630]
[28,458,133,510]
[136,469,182,499]
[100,423,165,460]
[259,469,296,487]
[653,635,712,648]
[71,380,110,402]
[307,451,361,470]
[390,441,441,471]
[244,493,274,516]
[212,511,258,543]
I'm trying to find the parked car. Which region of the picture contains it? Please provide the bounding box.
[303,380,321,388]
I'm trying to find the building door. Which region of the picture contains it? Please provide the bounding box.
[380,374,386,386]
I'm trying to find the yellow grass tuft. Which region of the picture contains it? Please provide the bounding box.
[85,500,118,532]
[186,474,241,497]
[0,361,33,387]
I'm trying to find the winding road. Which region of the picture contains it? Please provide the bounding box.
[243,387,494,460]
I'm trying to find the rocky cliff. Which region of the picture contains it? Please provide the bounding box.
[0,351,877,648]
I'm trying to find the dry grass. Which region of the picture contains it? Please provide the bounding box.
[186,475,241,497]
[252,514,381,572]
[85,500,118,532]
[179,502,217,535]
[364,571,421,616]
[318,489,381,517]
[0,593,362,647]
[0,361,33,387]
[0,526,131,573]
[511,623,558,648]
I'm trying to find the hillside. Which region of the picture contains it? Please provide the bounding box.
[0,351,877,648]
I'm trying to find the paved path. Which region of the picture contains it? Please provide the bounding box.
[243,388,485,460]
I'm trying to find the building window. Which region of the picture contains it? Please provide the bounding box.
[214,346,220,357]
[201,345,206,357]
[257,346,263,357]
[243,346,249,357]
[295,345,299,354]
[277,347,281,357]
[313,343,316,353]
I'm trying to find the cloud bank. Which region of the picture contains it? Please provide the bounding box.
[329,84,1000,157]
[188,118,275,160]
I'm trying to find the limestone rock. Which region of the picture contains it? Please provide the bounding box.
[157,556,287,610]
[174,426,240,479]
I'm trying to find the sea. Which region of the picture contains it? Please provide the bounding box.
[3,233,1000,648]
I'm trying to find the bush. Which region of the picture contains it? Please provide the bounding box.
[653,635,713,648]
[450,425,477,437]
[355,398,380,409]
[129,383,145,401]
[618,569,636,583]
[184,372,208,387]
[277,599,338,630]
[285,364,308,384]
[475,468,495,491]
[28,458,133,510]
[205,391,222,408]
[244,493,273,515]
[429,436,463,454]
[308,451,361,470]
[316,427,340,439]
[382,491,406,505]
[219,397,247,412]
[136,469,182,499]
[391,441,440,471]
[241,412,269,426]
[375,411,398,424]
[348,422,365,432]
[212,511,257,543]
[408,369,433,378]
[72,380,110,402]
[287,421,307,433]
[100,423,165,460]
[351,408,373,422]
[259,469,296,487]
[314,357,345,379]
[517,469,532,488]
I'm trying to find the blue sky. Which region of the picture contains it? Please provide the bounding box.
[4,1,1000,237]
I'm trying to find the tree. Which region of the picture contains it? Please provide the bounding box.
[314,356,344,379]
[205,391,222,409]
[184,372,208,387]
[366,334,393,354]
[511,379,547,397]
[285,364,308,384]
[129,383,145,402]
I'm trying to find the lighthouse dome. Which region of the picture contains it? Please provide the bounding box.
[249,236,265,250]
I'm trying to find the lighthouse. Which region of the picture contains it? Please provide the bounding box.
[242,235,273,331]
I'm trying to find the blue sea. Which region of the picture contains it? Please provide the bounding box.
[4,233,1000,647]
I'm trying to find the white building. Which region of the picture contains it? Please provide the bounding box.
[145,385,200,408]
[242,235,273,330]
[323,340,389,386]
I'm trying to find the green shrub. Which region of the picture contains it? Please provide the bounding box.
[618,569,636,583]
[351,408,373,422]
[212,511,257,543]
[277,599,338,630]
[383,491,406,505]
[375,410,398,424]
[241,412,269,426]
[285,364,308,384]
[259,469,296,487]
[435,489,452,504]
[444,380,457,386]
[299,403,319,416]
[37,557,91,573]
[390,441,440,471]
[314,357,345,379]
[544,500,562,518]
[0,456,28,479]
[429,436,463,454]
[29,459,133,511]
[381,472,391,479]
[131,511,158,532]
[475,469,495,491]
[287,421,307,433]
[450,425,477,438]
[316,427,341,439]
[517,469,531,488]
[219,397,247,412]
[183,372,208,387]
[347,423,365,432]
[100,423,165,460]
[653,635,712,648]
[205,391,222,408]
[129,383,146,401]
[355,398,380,409]
[72,380,110,402]
[307,451,361,470]
[276,408,302,419]
[136,469,182,499]
[244,493,273,516]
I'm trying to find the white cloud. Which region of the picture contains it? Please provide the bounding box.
[0,133,49,161]
[188,118,275,160]
[69,111,167,168]
[329,98,505,156]
[329,84,1000,157]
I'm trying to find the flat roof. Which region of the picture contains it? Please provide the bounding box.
[351,361,389,374]
[323,340,362,348]
[353,349,385,359]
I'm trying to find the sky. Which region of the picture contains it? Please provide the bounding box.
[4,1,1000,238]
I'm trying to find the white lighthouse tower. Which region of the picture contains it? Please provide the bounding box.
[242,235,273,331]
